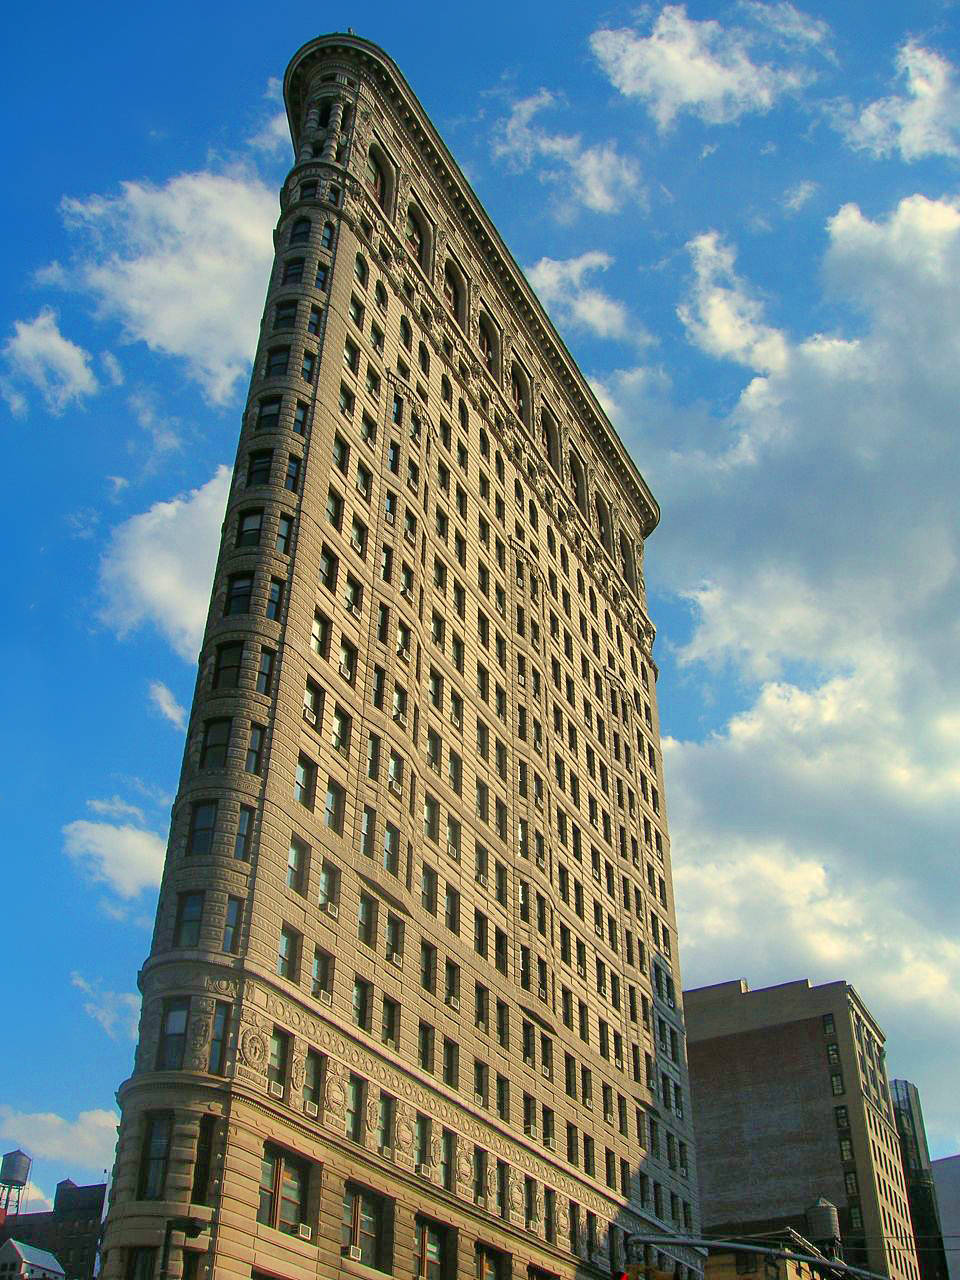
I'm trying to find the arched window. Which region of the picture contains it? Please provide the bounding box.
[400,317,412,351]
[511,363,530,426]
[355,254,368,287]
[444,262,465,326]
[418,342,430,376]
[321,223,335,250]
[366,149,386,208]
[375,281,387,311]
[289,218,310,246]
[596,494,614,554]
[542,409,560,473]
[619,532,637,590]
[478,313,498,377]
[569,451,587,514]
[405,206,425,269]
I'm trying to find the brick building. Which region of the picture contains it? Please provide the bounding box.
[100,33,697,1280]
[685,979,918,1280]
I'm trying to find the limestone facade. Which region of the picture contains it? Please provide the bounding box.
[100,33,697,1280]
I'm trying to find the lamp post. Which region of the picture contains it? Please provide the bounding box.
[159,1215,206,1280]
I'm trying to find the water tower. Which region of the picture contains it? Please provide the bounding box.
[0,1149,32,1216]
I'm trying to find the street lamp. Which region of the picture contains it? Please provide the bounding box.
[159,1215,207,1280]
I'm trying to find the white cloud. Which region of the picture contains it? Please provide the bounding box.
[738,1,833,55]
[783,178,817,211]
[492,91,643,215]
[1,308,99,415]
[0,1106,119,1174]
[20,1181,54,1214]
[149,679,186,729]
[99,465,230,661]
[87,795,146,823]
[591,4,812,130]
[58,171,276,403]
[599,191,960,1150]
[101,350,124,386]
[838,42,960,162]
[62,819,165,899]
[248,111,290,156]
[677,230,789,374]
[526,251,646,342]
[71,973,141,1041]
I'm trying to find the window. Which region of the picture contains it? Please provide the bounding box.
[381,997,400,1049]
[277,925,300,980]
[346,1073,366,1141]
[353,977,373,1030]
[157,997,189,1069]
[312,946,333,1000]
[342,1183,389,1269]
[287,835,308,893]
[138,1111,172,1199]
[324,778,345,832]
[234,806,253,860]
[414,1217,448,1280]
[257,1143,308,1234]
[174,892,203,947]
[245,722,266,774]
[294,753,316,808]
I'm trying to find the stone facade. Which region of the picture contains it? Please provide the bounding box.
[100,33,697,1280]
[685,978,919,1280]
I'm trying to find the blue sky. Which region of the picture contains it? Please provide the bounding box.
[3,0,960,1210]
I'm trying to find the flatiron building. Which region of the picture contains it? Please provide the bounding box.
[101,33,698,1280]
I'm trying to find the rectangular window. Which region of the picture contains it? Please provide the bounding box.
[342,1183,389,1269]
[137,1111,173,1199]
[257,1143,308,1234]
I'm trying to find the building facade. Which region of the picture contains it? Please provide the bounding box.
[0,1179,105,1279]
[684,979,918,1280]
[930,1157,960,1280]
[100,33,698,1280]
[891,1081,949,1280]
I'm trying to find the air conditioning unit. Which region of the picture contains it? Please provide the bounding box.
[447,844,460,862]
[536,854,545,870]
[474,1092,486,1106]
[321,901,339,920]
[385,510,395,524]
[351,538,364,554]
[387,951,402,966]
[388,779,402,796]
[302,706,317,725]
[348,1245,363,1261]
[615,1058,624,1071]
[476,873,488,888]
[577,963,587,978]
[268,1081,284,1098]
[401,586,413,602]
[304,1100,319,1117]
[298,1223,312,1241]
[338,662,353,679]
[380,1146,394,1160]
[416,1163,432,1177]
[347,602,361,618]
[518,674,526,686]
[475,1195,488,1210]
[524,1123,538,1138]
[446,995,460,1011]
[545,1136,556,1151]
[394,710,407,727]
[542,1065,551,1078]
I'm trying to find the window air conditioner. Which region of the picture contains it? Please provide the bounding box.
[268,1081,284,1098]
[348,1245,363,1261]
[302,706,317,725]
[298,1223,312,1241]
[304,1100,319,1117]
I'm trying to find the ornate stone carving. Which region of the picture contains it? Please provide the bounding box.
[239,1027,266,1070]
[324,1060,348,1123]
